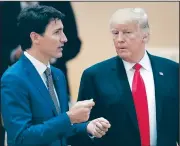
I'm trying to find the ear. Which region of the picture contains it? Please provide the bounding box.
[30,32,41,45]
[142,32,149,43]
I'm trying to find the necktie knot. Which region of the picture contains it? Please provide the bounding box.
[133,63,142,71]
[44,67,51,77]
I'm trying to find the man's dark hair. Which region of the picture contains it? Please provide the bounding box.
[17,5,65,51]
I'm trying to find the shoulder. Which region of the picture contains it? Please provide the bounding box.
[151,54,178,70]
[1,61,25,82]
[51,66,65,79]
[83,56,117,76]
[1,61,28,91]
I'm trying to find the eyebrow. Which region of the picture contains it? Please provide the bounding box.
[111,28,132,32]
[111,29,118,32]
[111,29,117,31]
[53,28,63,32]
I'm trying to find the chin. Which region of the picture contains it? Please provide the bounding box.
[55,52,63,58]
[120,55,135,63]
[118,53,130,61]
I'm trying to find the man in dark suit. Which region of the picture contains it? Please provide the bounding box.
[0,1,80,97]
[71,8,179,146]
[1,5,111,146]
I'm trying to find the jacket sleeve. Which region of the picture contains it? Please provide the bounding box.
[68,69,97,146]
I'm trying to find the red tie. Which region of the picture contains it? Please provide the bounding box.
[132,63,150,146]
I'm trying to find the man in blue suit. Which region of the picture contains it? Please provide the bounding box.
[1,5,111,146]
[71,8,179,146]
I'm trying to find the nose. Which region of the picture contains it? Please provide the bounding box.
[60,32,68,43]
[117,32,125,43]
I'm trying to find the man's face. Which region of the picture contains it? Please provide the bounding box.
[38,19,67,60]
[111,21,146,63]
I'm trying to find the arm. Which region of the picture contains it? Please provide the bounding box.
[58,69,89,138]
[1,74,73,145]
[68,70,97,146]
[68,69,111,146]
[66,122,88,137]
[78,70,95,101]
[78,69,101,120]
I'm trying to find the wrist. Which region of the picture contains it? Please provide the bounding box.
[66,111,74,124]
[86,121,92,135]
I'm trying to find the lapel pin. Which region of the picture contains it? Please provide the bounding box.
[159,72,164,76]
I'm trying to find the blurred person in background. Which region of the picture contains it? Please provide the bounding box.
[70,8,179,146]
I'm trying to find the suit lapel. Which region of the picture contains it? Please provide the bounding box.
[111,56,139,130]
[148,54,166,132]
[20,55,58,116]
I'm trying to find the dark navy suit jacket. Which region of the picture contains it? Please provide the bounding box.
[71,53,179,146]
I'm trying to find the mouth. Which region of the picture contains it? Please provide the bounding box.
[119,47,126,50]
[58,46,63,51]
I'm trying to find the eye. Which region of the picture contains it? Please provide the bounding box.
[124,31,132,34]
[54,31,60,34]
[112,31,119,35]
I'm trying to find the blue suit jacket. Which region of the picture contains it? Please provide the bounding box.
[71,53,179,146]
[1,54,87,146]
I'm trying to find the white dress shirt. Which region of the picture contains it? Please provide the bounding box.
[122,51,157,146]
[24,51,60,107]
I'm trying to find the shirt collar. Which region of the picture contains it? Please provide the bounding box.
[122,51,152,72]
[24,51,50,76]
